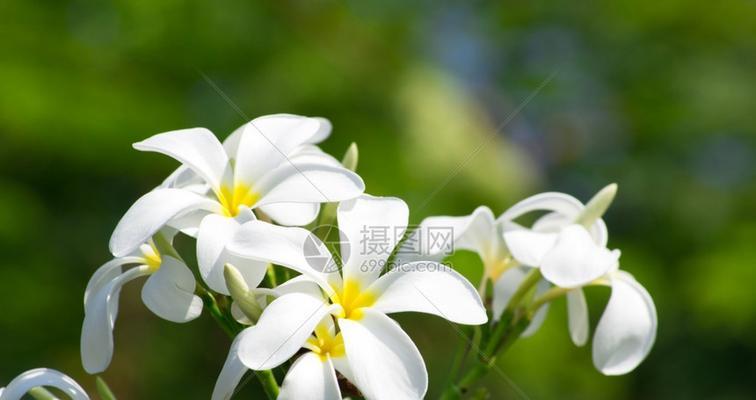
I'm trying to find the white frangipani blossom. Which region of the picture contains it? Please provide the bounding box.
[501,186,656,374]
[501,190,620,289]
[81,235,202,374]
[109,114,365,296]
[0,368,89,400]
[211,195,487,400]
[409,185,657,375]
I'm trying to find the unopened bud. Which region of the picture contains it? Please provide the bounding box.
[224,264,262,323]
[574,183,617,227]
[342,142,359,172]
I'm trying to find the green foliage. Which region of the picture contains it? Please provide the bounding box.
[0,1,754,399]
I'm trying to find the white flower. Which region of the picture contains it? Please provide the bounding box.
[501,187,656,375]
[81,235,202,374]
[407,186,657,375]
[501,190,620,288]
[212,195,487,400]
[0,368,88,400]
[109,114,365,295]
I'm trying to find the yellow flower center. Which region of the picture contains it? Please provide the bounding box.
[306,324,345,361]
[140,242,162,272]
[487,256,514,281]
[217,184,260,217]
[330,279,376,321]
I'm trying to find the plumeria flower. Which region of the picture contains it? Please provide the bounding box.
[212,195,487,400]
[396,200,581,334]
[501,187,620,289]
[501,186,656,375]
[0,368,88,400]
[407,185,657,375]
[109,114,365,295]
[81,234,202,374]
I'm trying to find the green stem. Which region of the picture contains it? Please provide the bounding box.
[441,317,530,399]
[28,388,56,400]
[479,269,540,359]
[200,286,280,399]
[96,376,117,400]
[441,270,541,399]
[265,264,278,287]
[484,311,512,357]
[152,232,280,399]
[253,370,280,399]
[200,287,237,337]
[528,287,570,315]
[505,269,542,313]
[447,326,474,384]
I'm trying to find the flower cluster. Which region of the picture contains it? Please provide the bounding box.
[1,114,657,400]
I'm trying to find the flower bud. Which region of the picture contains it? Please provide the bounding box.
[575,183,617,227]
[342,142,359,172]
[224,263,262,323]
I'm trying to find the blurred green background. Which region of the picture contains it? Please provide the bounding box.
[1,1,755,399]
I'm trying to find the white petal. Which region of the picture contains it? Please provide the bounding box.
[230,302,254,326]
[500,192,584,222]
[337,195,408,286]
[368,262,486,325]
[81,266,150,374]
[310,117,332,143]
[567,289,589,346]
[398,206,497,265]
[197,214,267,294]
[521,279,551,337]
[287,144,342,167]
[541,225,619,288]
[222,124,244,156]
[212,329,252,400]
[0,368,89,400]
[491,266,529,321]
[109,188,220,257]
[446,206,497,256]
[279,353,341,400]
[238,293,335,370]
[275,275,325,299]
[503,230,558,267]
[166,209,211,238]
[533,211,609,247]
[227,221,335,292]
[531,211,570,232]
[340,310,427,400]
[83,257,142,310]
[133,127,230,191]
[222,116,328,158]
[255,162,364,206]
[258,202,320,226]
[233,115,329,186]
[591,219,609,247]
[330,356,355,386]
[160,165,203,189]
[141,256,203,323]
[593,272,657,375]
